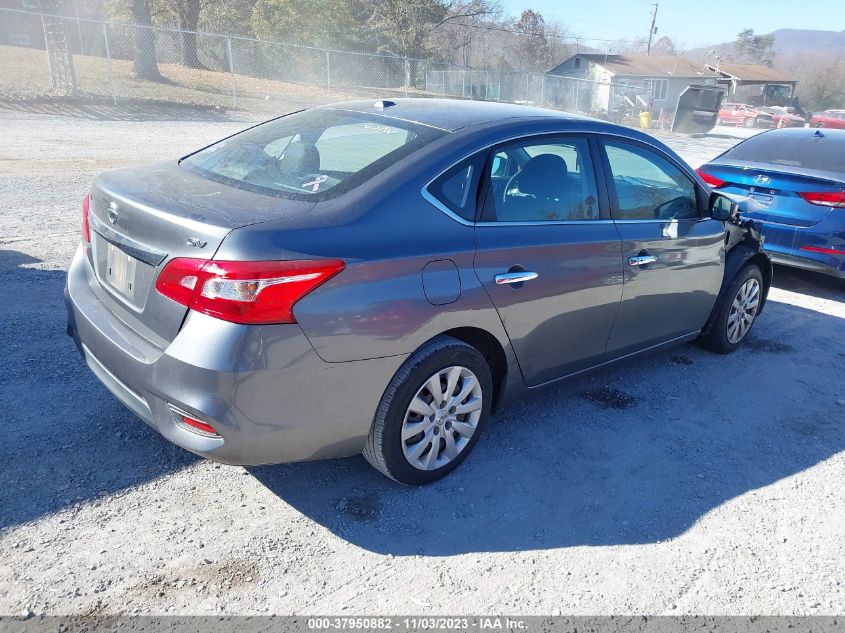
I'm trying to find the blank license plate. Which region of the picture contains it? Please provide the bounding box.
[748,193,773,205]
[104,241,138,297]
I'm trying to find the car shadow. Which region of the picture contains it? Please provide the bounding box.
[3,247,843,556]
[0,250,198,530]
[250,289,845,555]
[771,263,845,300]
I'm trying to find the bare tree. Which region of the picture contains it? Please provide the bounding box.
[431,4,501,66]
[615,36,647,55]
[368,0,497,87]
[650,35,676,55]
[251,0,374,49]
[131,0,164,81]
[787,52,845,111]
[545,18,574,68]
[514,9,550,71]
[734,28,775,66]
[173,0,204,68]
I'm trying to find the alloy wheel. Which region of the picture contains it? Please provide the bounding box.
[401,365,483,471]
[727,278,760,343]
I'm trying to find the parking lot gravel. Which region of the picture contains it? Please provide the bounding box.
[0,108,843,616]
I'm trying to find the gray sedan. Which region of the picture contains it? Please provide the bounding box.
[65,99,771,485]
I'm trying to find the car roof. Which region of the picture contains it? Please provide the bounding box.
[733,127,845,144]
[763,127,845,136]
[711,127,845,181]
[317,98,592,132]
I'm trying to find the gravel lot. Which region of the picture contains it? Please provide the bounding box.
[0,107,843,616]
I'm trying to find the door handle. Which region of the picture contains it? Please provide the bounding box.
[628,255,658,267]
[495,271,539,285]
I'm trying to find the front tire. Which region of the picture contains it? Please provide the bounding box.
[744,117,756,128]
[699,263,763,354]
[363,336,493,485]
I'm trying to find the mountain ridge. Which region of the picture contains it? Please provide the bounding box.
[685,28,845,62]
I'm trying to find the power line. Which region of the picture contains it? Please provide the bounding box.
[557,17,633,30]
[451,21,646,45]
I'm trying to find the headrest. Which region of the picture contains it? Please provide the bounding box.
[280,141,321,175]
[518,154,568,198]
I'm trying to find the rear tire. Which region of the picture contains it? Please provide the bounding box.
[699,263,763,354]
[363,336,493,485]
[744,117,756,128]
[814,122,825,128]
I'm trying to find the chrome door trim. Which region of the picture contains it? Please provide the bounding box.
[628,255,658,266]
[420,187,475,226]
[477,219,615,227]
[421,188,616,227]
[420,127,701,227]
[495,271,539,285]
[611,217,715,224]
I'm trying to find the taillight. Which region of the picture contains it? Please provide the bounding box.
[696,168,726,188]
[798,191,845,208]
[81,194,91,243]
[155,258,345,324]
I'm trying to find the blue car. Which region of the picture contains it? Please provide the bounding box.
[697,127,845,279]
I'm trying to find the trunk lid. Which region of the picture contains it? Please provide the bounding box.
[87,161,315,345]
[701,162,842,227]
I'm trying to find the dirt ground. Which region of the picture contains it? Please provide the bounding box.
[0,44,419,119]
[0,107,843,616]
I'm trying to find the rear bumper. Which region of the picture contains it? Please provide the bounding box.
[65,244,408,465]
[754,218,845,279]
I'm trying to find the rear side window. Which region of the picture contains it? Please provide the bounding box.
[723,131,845,172]
[426,154,485,221]
[181,110,445,200]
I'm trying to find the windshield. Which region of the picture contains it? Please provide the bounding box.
[722,131,845,173]
[181,109,445,200]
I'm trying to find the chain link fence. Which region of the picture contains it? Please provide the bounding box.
[423,67,651,121]
[0,7,650,122]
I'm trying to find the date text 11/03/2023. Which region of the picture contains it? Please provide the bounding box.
[306,617,528,630]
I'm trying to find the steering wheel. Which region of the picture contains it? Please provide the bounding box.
[503,170,524,206]
[655,195,692,220]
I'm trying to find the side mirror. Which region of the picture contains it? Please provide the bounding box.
[709,191,766,221]
[709,192,738,221]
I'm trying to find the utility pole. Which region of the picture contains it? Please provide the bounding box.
[646,3,658,55]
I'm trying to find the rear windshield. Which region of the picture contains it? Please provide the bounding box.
[181,109,446,200]
[723,131,845,173]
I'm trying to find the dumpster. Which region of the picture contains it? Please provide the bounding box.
[672,84,726,134]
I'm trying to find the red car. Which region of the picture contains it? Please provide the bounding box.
[809,110,845,129]
[717,103,775,128]
[761,107,806,128]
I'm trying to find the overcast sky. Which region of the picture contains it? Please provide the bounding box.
[499,0,845,50]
